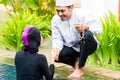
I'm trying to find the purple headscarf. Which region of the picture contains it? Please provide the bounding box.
[22,26,41,53]
[22,26,32,46]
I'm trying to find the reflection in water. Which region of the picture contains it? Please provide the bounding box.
[0,64,106,80]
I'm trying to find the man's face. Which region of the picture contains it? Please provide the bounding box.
[56,6,73,21]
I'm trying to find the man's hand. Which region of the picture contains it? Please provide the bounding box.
[51,48,60,63]
[75,23,89,32]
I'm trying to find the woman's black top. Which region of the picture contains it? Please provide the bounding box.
[15,50,54,80]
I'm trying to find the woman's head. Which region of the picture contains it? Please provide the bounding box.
[22,26,41,53]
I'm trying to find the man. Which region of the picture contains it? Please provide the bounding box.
[51,0,102,79]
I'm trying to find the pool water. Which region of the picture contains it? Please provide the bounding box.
[0,64,106,80]
[0,64,16,80]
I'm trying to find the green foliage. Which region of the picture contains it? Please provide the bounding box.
[87,12,120,70]
[0,10,51,51]
[0,0,56,16]
[0,0,9,5]
[25,0,39,10]
[0,0,54,51]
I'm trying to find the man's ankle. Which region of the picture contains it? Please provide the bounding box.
[76,67,84,72]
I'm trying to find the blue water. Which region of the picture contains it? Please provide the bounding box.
[0,64,16,80]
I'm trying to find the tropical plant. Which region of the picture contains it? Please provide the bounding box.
[0,9,51,51]
[0,0,56,16]
[87,12,120,70]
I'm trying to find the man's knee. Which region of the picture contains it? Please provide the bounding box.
[84,30,97,43]
[83,30,97,54]
[84,30,93,39]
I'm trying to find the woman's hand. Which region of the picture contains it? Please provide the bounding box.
[51,48,60,64]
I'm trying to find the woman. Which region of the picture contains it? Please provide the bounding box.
[15,26,55,80]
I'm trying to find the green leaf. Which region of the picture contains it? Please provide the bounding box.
[25,0,38,10]
[0,0,9,5]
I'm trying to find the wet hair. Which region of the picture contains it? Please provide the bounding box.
[22,26,41,53]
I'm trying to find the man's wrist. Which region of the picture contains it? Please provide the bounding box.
[85,25,89,30]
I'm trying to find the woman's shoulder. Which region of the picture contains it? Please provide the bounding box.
[37,53,47,59]
[15,50,24,59]
[16,50,24,55]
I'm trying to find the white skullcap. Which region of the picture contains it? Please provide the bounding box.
[56,0,73,6]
